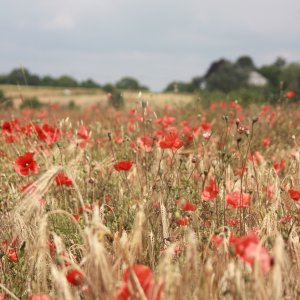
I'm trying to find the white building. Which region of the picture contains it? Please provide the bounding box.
[248,71,268,87]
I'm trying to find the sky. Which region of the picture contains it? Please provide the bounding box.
[1,0,300,91]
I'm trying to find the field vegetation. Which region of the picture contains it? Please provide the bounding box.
[0,89,299,299]
[0,85,195,109]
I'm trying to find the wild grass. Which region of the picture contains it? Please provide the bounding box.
[0,97,299,299]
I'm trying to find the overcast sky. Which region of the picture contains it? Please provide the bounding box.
[1,0,300,91]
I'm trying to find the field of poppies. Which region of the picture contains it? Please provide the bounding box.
[0,94,300,299]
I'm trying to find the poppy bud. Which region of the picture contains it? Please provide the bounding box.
[252,116,258,124]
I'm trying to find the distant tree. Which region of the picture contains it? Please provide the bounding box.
[0,89,5,101]
[281,63,300,91]
[204,59,228,79]
[56,75,78,87]
[41,76,56,86]
[6,67,30,85]
[235,56,255,70]
[274,57,286,68]
[258,57,288,91]
[116,77,148,91]
[205,60,248,93]
[102,84,115,93]
[28,74,41,86]
[80,79,101,88]
[116,77,138,90]
[164,81,176,92]
[259,65,282,90]
[190,76,203,91]
[0,75,7,84]
[3,67,42,86]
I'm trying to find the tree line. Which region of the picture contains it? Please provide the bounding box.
[165,56,300,95]
[0,68,149,93]
[0,56,299,97]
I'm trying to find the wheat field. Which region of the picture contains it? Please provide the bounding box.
[0,91,299,299]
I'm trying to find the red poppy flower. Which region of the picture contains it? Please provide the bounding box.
[1,241,8,251]
[5,134,18,144]
[181,121,193,142]
[19,182,33,192]
[7,248,18,262]
[230,231,271,273]
[219,101,227,108]
[155,115,175,127]
[227,218,240,227]
[229,101,241,110]
[55,172,72,186]
[35,124,60,146]
[2,121,12,134]
[27,295,52,300]
[0,294,5,300]
[72,214,81,221]
[226,192,251,208]
[66,269,84,286]
[116,264,163,300]
[114,160,133,171]
[137,135,154,152]
[114,130,124,144]
[180,202,197,212]
[75,203,93,214]
[210,235,224,249]
[21,122,34,136]
[123,265,153,293]
[261,138,271,147]
[202,178,218,201]
[209,102,217,109]
[77,125,91,140]
[229,232,238,245]
[265,185,274,200]
[200,122,212,131]
[128,108,137,115]
[248,151,263,165]
[159,130,183,150]
[176,200,197,211]
[288,189,300,201]
[14,152,39,176]
[48,241,56,255]
[176,217,189,226]
[273,160,285,173]
[230,230,259,252]
[242,242,271,273]
[285,90,295,98]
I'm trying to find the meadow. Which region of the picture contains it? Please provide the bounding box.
[0,89,299,300]
[0,85,194,108]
